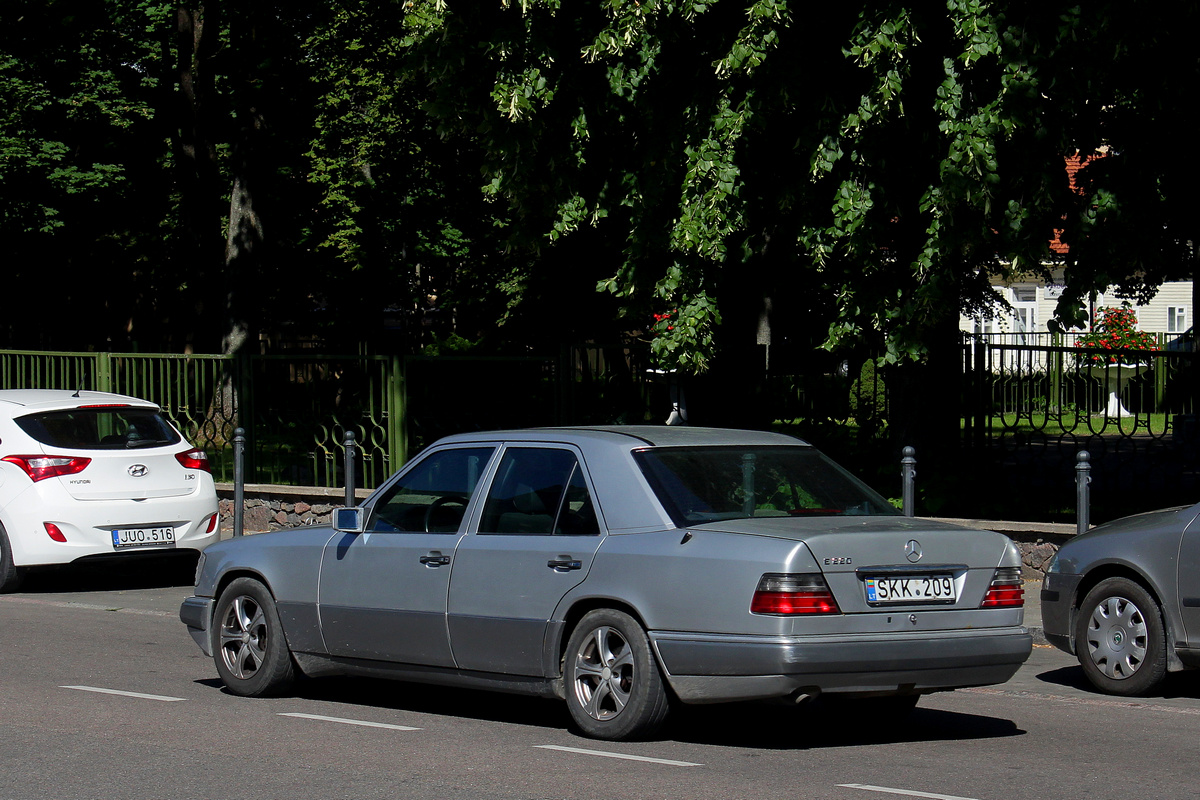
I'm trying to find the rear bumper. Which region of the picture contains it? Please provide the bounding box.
[650,627,1032,703]
[3,488,219,567]
[180,596,215,657]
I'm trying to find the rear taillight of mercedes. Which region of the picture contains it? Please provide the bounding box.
[1,454,92,482]
[751,573,841,615]
[982,566,1024,608]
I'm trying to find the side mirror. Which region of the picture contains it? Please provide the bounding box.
[333,506,364,533]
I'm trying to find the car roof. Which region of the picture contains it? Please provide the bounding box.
[434,425,808,448]
[0,389,160,413]
[426,426,813,533]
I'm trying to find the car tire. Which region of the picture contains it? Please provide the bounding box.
[213,577,296,697]
[563,609,670,741]
[0,522,24,594]
[1074,577,1167,696]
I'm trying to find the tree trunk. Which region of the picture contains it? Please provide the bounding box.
[172,3,226,352]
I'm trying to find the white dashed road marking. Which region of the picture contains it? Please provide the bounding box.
[838,785,980,800]
[1,596,173,617]
[535,744,701,767]
[278,712,421,731]
[61,685,186,702]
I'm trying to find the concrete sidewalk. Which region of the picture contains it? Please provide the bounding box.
[1023,578,1046,645]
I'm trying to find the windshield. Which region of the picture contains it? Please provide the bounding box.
[634,445,899,526]
[16,407,182,450]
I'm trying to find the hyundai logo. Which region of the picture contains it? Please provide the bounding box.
[128,464,149,478]
[905,539,923,563]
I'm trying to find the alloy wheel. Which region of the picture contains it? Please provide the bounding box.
[572,625,636,721]
[219,595,268,680]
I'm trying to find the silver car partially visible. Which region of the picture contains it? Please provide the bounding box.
[181,426,1031,740]
[1042,503,1200,696]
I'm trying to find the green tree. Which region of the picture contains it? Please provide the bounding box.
[302,0,512,351]
[396,1,1199,365]
[4,0,1196,377]
[0,0,329,353]
[1044,2,1200,327]
[395,2,1044,371]
[1,0,172,347]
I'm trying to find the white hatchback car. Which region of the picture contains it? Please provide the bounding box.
[0,389,220,592]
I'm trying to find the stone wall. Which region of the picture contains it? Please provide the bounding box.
[932,517,1076,578]
[215,484,371,534]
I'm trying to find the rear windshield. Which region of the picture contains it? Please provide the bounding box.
[634,445,899,526]
[16,407,182,450]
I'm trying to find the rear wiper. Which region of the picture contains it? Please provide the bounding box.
[126,439,163,449]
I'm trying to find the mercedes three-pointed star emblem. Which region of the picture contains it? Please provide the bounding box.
[905,539,923,563]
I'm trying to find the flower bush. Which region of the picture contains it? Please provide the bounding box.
[651,309,677,334]
[1074,304,1158,364]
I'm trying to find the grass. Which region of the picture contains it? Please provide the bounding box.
[979,411,1171,437]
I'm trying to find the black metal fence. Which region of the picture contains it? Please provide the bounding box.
[956,335,1200,523]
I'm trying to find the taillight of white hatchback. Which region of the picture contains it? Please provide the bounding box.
[175,448,212,472]
[1,455,91,482]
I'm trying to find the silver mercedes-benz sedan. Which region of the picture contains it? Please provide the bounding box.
[180,426,1031,740]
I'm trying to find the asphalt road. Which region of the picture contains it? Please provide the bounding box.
[2,564,1198,800]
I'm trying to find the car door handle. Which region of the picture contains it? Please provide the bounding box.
[420,553,451,566]
[547,558,582,572]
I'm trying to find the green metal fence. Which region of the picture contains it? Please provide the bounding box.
[0,349,405,490]
[1,343,685,490]
[241,354,405,490]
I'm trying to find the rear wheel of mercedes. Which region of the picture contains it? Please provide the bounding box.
[563,609,670,741]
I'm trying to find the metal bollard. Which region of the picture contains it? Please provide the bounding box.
[343,430,357,508]
[233,427,245,538]
[1076,450,1091,536]
[901,446,916,518]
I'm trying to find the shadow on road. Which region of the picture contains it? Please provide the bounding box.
[665,701,1024,749]
[1037,663,1200,701]
[203,674,1025,749]
[287,676,569,732]
[15,552,197,594]
[1035,665,1094,692]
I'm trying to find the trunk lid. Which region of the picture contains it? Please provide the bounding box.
[55,445,201,500]
[692,516,1017,612]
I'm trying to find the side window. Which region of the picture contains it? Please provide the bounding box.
[479,448,600,536]
[555,462,600,536]
[368,447,495,533]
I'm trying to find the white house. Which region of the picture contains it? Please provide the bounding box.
[960,276,1192,340]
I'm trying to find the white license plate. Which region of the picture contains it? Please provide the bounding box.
[111,527,176,550]
[864,575,956,605]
